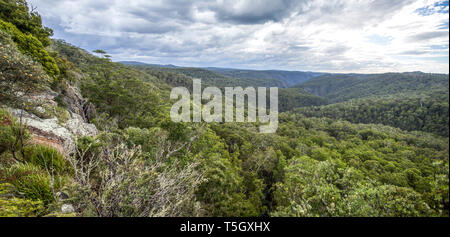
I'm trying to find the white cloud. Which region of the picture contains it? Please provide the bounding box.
[29,0,449,73]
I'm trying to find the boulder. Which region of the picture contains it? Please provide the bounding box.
[61,204,75,214]
[60,85,96,122]
[7,107,98,155]
[6,82,98,155]
[65,112,98,138]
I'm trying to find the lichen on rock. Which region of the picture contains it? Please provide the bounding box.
[7,106,97,155]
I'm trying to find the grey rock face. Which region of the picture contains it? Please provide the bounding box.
[8,108,73,146]
[25,92,58,108]
[6,85,98,155]
[34,106,46,114]
[65,112,98,138]
[8,107,98,154]
[60,85,96,122]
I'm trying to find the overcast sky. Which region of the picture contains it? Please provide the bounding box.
[29,0,449,73]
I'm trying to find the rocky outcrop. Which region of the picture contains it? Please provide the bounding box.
[65,112,97,138]
[7,108,98,154]
[60,84,96,123]
[6,82,99,155]
[25,90,59,108]
[31,135,65,156]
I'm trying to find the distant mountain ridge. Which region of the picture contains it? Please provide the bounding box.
[119,61,179,68]
[118,61,325,88]
[206,67,325,87]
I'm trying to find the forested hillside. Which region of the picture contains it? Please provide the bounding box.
[0,0,448,217]
[127,64,330,112]
[121,62,323,88]
[293,91,449,136]
[278,88,329,112]
[132,64,286,88]
[296,72,449,103]
[289,72,449,137]
[208,68,324,87]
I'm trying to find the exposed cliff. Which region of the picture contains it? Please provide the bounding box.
[6,84,98,154]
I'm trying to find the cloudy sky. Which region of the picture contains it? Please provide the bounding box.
[29,0,449,73]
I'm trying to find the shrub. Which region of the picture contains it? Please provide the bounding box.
[67,139,204,217]
[0,109,15,155]
[0,162,62,205]
[0,183,45,217]
[15,172,55,204]
[0,108,30,158]
[0,0,53,47]
[0,19,59,77]
[24,145,68,173]
[0,30,50,108]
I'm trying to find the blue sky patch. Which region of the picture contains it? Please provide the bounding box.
[416,0,449,16]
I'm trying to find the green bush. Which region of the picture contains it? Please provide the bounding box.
[0,19,59,77]
[0,183,45,217]
[0,108,30,157]
[16,172,55,205]
[1,30,50,106]
[0,162,62,205]
[0,0,53,47]
[24,145,68,173]
[0,122,15,155]
[0,108,14,155]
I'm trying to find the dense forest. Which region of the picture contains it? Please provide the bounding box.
[293,91,449,136]
[0,0,448,217]
[207,67,324,88]
[136,65,287,88]
[296,73,449,103]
